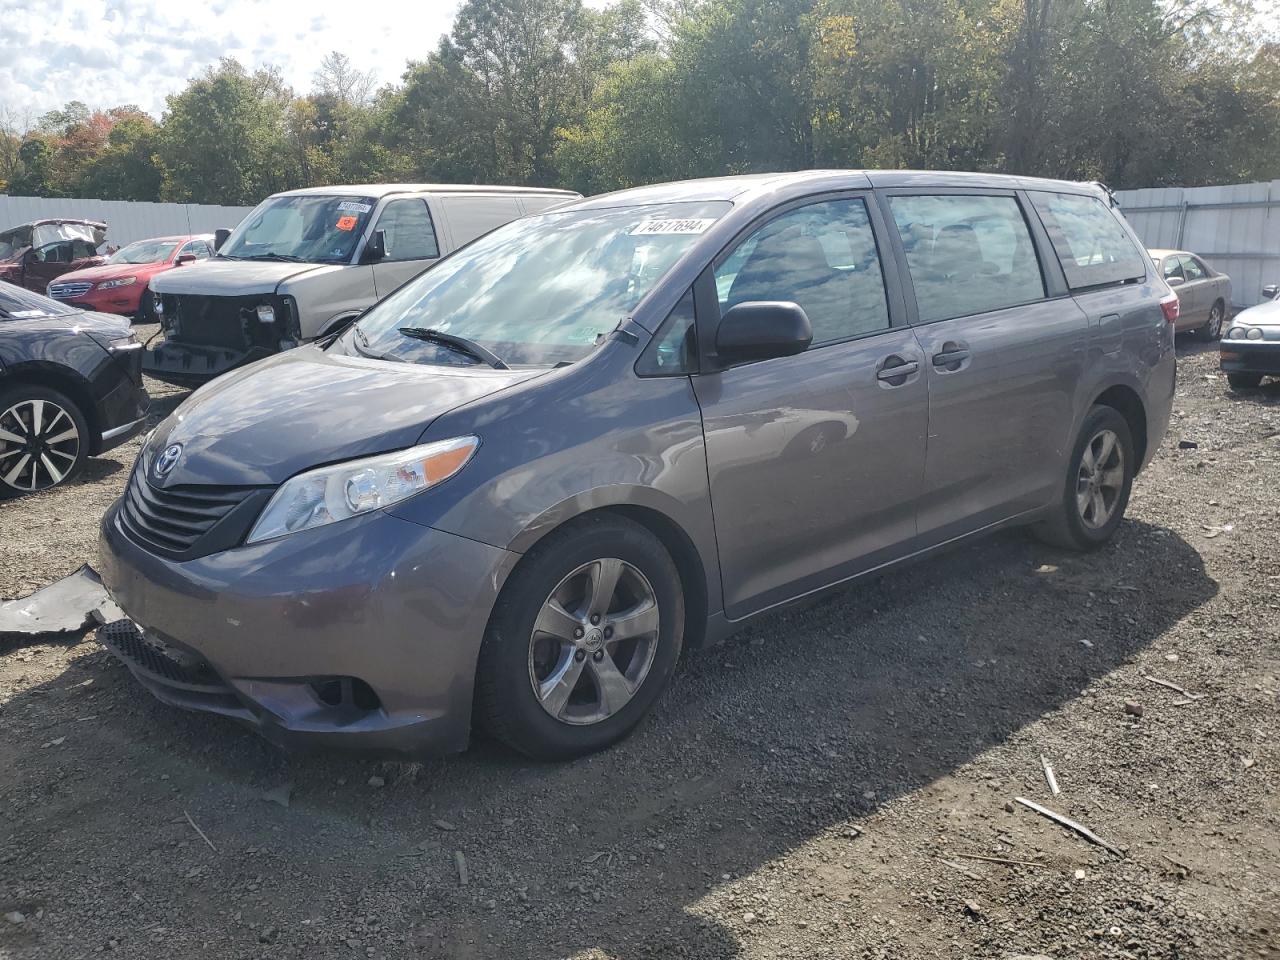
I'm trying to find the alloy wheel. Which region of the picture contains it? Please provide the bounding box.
[1075,428,1124,530]
[527,558,660,726]
[1206,304,1222,338]
[0,399,81,493]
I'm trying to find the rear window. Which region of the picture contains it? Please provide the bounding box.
[1029,191,1147,290]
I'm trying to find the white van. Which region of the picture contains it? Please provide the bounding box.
[144,183,580,383]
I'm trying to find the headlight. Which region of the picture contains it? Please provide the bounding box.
[246,436,479,544]
[106,331,142,353]
[256,304,276,323]
[1247,327,1264,340]
[153,296,164,314]
[1226,326,1247,340]
[99,276,138,289]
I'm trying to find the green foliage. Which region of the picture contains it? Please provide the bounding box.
[1,0,1278,204]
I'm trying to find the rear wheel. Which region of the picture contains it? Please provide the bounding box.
[1196,301,1224,341]
[0,386,89,499]
[1227,372,1263,389]
[1033,405,1134,551]
[475,515,684,760]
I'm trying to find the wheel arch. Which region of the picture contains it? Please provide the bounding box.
[1092,383,1147,470]
[0,363,102,454]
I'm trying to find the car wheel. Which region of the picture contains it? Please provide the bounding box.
[1033,405,1134,552]
[1227,372,1263,389]
[138,290,158,324]
[475,514,685,760]
[1196,301,1224,342]
[0,385,90,499]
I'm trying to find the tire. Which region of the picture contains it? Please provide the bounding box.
[137,290,158,324]
[1227,372,1262,389]
[475,514,685,760]
[0,385,90,499]
[1033,405,1135,551]
[1196,301,1224,342]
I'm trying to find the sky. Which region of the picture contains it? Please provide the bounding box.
[0,0,463,122]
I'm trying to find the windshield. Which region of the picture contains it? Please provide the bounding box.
[0,281,77,320]
[342,200,730,367]
[220,195,378,263]
[108,239,179,265]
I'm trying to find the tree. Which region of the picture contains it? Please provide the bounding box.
[78,111,162,200]
[313,51,378,107]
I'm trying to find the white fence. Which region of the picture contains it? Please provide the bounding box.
[0,195,252,249]
[1115,180,1280,308]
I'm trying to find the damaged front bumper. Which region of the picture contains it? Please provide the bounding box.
[142,340,274,386]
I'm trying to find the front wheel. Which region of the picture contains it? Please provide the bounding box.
[0,385,89,499]
[1033,405,1135,551]
[1196,302,1224,342]
[1227,372,1263,389]
[475,515,684,760]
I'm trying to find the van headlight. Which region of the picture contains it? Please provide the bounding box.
[246,436,479,544]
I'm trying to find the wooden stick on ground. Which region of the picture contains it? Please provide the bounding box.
[1144,675,1203,700]
[1014,797,1125,857]
[1040,754,1061,795]
[939,858,983,881]
[184,809,217,853]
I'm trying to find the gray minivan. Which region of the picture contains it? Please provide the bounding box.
[98,171,1176,760]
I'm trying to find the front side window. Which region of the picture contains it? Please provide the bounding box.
[714,198,890,345]
[1181,255,1206,281]
[220,194,378,264]
[1162,257,1185,282]
[1030,191,1147,290]
[636,288,697,376]
[180,240,213,260]
[373,199,440,262]
[344,200,730,368]
[890,194,1045,322]
[108,239,179,265]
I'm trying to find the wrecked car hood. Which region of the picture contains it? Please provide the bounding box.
[150,258,338,296]
[148,347,542,486]
[1235,298,1280,327]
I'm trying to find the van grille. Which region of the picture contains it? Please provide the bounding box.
[48,281,92,299]
[119,470,263,557]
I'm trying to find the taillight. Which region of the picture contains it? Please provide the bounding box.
[1160,292,1180,323]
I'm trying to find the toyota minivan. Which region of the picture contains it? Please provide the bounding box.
[143,183,580,384]
[98,171,1176,760]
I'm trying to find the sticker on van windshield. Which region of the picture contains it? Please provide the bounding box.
[335,215,359,231]
[337,201,373,213]
[629,218,717,236]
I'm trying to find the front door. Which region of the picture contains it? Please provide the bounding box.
[882,190,1090,543]
[370,198,442,298]
[693,195,929,619]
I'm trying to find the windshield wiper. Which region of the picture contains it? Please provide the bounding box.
[398,327,509,370]
[241,253,310,263]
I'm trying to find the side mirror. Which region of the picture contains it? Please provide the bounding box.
[361,230,386,264]
[715,301,812,366]
[1263,284,1278,301]
[1165,276,1184,287]
[175,253,197,266]
[214,228,231,251]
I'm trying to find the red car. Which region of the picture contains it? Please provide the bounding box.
[46,234,215,320]
[0,218,108,294]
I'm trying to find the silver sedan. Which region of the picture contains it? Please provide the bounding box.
[1149,249,1232,340]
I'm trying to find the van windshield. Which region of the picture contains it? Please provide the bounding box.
[343,200,730,367]
[220,195,377,264]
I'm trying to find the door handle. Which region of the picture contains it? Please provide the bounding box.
[932,348,970,367]
[876,356,919,383]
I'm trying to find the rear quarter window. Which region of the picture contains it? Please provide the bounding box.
[1029,191,1147,290]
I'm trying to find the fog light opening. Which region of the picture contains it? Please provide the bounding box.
[308,676,382,713]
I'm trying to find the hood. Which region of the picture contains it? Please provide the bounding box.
[1,308,131,339]
[1235,298,1280,327]
[150,346,542,487]
[57,262,169,285]
[150,257,334,296]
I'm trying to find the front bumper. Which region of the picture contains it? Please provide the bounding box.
[60,288,144,316]
[142,341,272,386]
[1220,340,1280,376]
[97,502,520,756]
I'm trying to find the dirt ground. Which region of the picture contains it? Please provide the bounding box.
[1,334,1277,960]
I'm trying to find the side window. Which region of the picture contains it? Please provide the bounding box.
[185,240,212,259]
[1162,257,1185,282]
[1181,255,1206,281]
[1029,191,1147,290]
[373,199,440,262]
[713,197,890,346]
[888,194,1045,322]
[636,288,697,376]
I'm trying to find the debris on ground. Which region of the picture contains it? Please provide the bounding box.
[1014,797,1126,857]
[0,565,122,638]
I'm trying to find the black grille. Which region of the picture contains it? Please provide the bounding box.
[98,619,226,691]
[162,293,292,350]
[119,468,265,558]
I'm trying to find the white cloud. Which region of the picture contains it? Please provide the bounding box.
[0,0,461,121]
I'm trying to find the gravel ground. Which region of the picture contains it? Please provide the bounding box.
[1,335,1278,960]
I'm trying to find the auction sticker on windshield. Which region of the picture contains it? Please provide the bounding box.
[629,218,717,236]
[337,201,373,213]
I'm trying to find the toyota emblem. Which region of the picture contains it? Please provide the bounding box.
[153,443,183,479]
